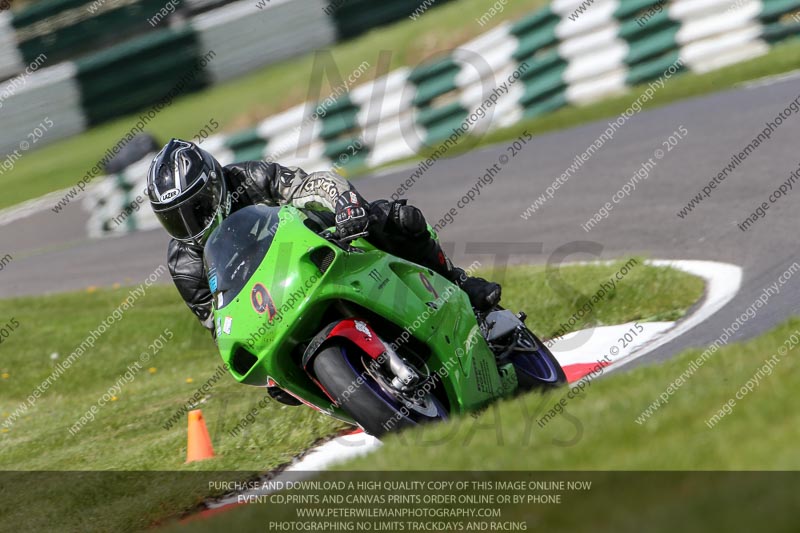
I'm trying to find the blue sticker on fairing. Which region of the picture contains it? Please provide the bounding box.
[209,275,218,292]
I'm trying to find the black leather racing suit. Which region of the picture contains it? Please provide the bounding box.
[167,161,457,329]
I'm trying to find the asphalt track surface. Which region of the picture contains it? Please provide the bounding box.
[3,76,800,367]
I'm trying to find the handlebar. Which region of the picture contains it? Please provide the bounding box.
[322,214,376,247]
[320,228,369,251]
[337,230,370,243]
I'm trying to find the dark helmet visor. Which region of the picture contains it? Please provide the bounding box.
[152,176,223,243]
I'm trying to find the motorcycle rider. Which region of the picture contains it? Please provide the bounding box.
[147,139,501,399]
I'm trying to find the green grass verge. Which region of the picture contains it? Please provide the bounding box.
[168,317,800,533]
[0,285,341,471]
[0,260,701,531]
[0,0,546,210]
[339,318,800,471]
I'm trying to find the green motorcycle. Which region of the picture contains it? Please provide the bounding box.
[204,204,565,436]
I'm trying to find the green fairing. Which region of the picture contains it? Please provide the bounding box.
[206,205,532,428]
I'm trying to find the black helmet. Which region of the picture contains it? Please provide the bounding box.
[147,139,226,245]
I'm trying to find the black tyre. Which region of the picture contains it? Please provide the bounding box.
[312,342,447,436]
[510,329,567,391]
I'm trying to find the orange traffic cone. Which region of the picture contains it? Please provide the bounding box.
[185,409,215,463]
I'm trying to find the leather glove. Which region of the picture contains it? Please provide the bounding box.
[388,200,427,237]
[334,191,370,238]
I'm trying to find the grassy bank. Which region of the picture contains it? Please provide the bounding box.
[173,317,800,532]
[340,319,800,471]
[0,260,701,531]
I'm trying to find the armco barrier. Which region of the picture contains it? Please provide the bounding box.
[11,0,176,67]
[0,12,23,81]
[329,0,456,39]
[192,0,335,85]
[0,0,451,156]
[4,0,453,79]
[0,62,87,156]
[76,26,209,124]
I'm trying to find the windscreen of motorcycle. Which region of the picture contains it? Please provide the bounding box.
[203,205,282,309]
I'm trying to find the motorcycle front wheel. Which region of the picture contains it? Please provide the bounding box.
[510,329,568,390]
[312,342,448,437]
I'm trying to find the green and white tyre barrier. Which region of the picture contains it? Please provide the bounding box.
[84,155,156,238]
[354,68,425,168]
[74,0,799,236]
[672,0,770,73]
[0,12,23,81]
[454,22,526,133]
[514,0,799,112]
[257,104,329,170]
